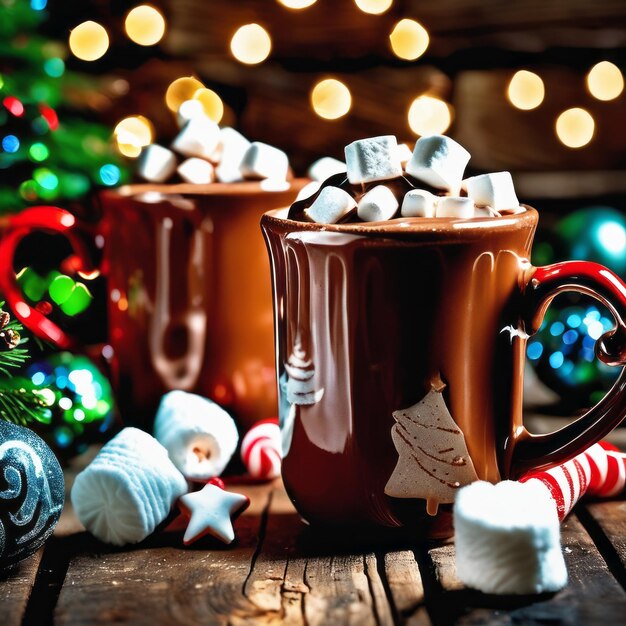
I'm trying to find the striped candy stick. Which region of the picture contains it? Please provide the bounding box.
[240,418,282,481]
[520,441,626,521]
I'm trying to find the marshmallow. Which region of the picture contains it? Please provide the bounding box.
[406,135,471,194]
[308,157,347,182]
[240,141,289,181]
[345,135,403,184]
[304,186,356,224]
[454,480,567,595]
[241,418,282,481]
[464,172,520,211]
[473,206,500,218]
[154,390,239,481]
[71,428,187,546]
[176,99,205,128]
[436,196,474,218]
[401,189,437,218]
[357,185,399,222]
[396,143,413,168]
[177,157,215,184]
[172,116,221,160]
[137,144,177,183]
[214,127,250,182]
[295,180,322,202]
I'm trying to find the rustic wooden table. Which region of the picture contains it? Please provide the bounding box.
[2,445,626,626]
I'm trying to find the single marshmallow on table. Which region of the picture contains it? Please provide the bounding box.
[172,116,221,160]
[454,480,567,595]
[296,180,322,202]
[464,172,520,212]
[401,189,437,218]
[154,390,239,481]
[308,157,347,182]
[177,158,215,184]
[71,428,187,546]
[214,127,250,182]
[357,185,399,222]
[436,196,474,218]
[176,99,205,128]
[406,135,471,195]
[240,141,289,182]
[137,144,177,183]
[396,143,413,168]
[345,135,403,185]
[304,186,356,224]
[241,418,282,480]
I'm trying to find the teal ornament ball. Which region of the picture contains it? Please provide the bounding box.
[27,352,116,460]
[556,207,626,275]
[0,421,64,569]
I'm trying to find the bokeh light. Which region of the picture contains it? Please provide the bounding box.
[507,70,545,110]
[2,135,20,153]
[69,21,109,61]
[230,24,272,65]
[193,88,224,123]
[354,0,392,14]
[165,76,204,112]
[311,78,352,120]
[278,0,317,7]
[114,115,153,158]
[586,61,624,101]
[408,96,452,135]
[124,5,166,46]
[555,108,595,148]
[389,19,429,61]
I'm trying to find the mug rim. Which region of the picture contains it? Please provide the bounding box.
[262,205,539,239]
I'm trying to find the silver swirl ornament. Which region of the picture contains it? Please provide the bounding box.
[0,421,64,569]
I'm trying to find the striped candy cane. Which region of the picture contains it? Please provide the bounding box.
[241,418,282,481]
[520,441,626,521]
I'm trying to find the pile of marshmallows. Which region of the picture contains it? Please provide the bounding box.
[71,391,282,547]
[137,113,290,187]
[301,134,522,224]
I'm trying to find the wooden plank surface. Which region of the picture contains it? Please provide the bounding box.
[2,468,626,625]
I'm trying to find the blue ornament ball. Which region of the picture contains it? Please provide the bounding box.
[0,421,64,569]
[26,352,116,460]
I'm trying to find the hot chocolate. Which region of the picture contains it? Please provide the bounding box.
[101,180,306,429]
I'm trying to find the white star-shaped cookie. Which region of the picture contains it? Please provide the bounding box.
[177,484,250,545]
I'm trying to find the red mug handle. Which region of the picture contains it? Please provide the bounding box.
[0,206,94,349]
[511,260,626,477]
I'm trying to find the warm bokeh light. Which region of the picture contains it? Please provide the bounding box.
[408,96,452,135]
[124,5,166,46]
[68,21,109,61]
[277,0,317,7]
[586,61,624,101]
[354,0,392,14]
[114,116,153,157]
[555,108,595,148]
[230,24,272,65]
[310,78,352,120]
[165,76,204,112]
[507,70,545,110]
[193,88,224,123]
[389,19,429,61]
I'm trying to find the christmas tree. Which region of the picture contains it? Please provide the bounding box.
[385,380,478,515]
[0,0,128,214]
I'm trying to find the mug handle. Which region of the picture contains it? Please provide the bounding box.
[510,260,626,477]
[0,206,94,349]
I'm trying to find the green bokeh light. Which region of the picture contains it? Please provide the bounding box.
[29,142,49,162]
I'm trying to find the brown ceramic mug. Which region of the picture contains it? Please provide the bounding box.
[0,182,305,430]
[261,207,626,533]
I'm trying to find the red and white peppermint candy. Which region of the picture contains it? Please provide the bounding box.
[520,441,626,521]
[241,418,282,481]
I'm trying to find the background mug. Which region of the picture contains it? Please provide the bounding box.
[262,207,626,534]
[0,181,304,430]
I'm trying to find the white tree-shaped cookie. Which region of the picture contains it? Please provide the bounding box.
[384,381,478,515]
